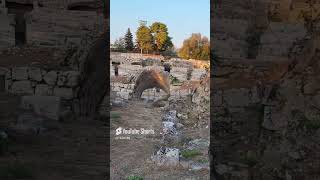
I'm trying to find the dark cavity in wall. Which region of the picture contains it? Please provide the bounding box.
[6,1,33,47]
[0,75,5,92]
[14,14,26,46]
[68,4,97,11]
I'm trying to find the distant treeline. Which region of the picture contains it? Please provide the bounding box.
[111,21,210,60]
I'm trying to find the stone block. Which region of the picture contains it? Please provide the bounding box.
[43,71,57,85]
[28,67,42,82]
[35,84,52,96]
[11,81,33,94]
[57,72,67,86]
[12,67,28,80]
[65,71,79,87]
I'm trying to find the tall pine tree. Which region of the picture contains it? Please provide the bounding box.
[124,28,134,51]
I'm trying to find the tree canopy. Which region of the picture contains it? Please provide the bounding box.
[178,33,210,60]
[150,22,173,53]
[136,25,154,53]
[124,28,134,51]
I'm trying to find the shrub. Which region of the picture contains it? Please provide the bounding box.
[127,175,143,180]
[181,149,202,159]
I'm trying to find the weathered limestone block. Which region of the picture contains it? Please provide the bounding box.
[117,92,129,100]
[53,87,73,100]
[35,84,52,96]
[11,81,33,94]
[224,88,250,107]
[43,71,57,85]
[21,96,61,120]
[12,67,28,80]
[28,67,42,82]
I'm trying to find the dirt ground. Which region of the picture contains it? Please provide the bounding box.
[110,101,210,180]
[0,92,108,180]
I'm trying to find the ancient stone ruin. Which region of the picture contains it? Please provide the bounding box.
[109,51,210,178]
[211,1,320,179]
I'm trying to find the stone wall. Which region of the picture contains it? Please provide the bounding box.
[212,1,320,178]
[26,8,104,47]
[0,13,15,49]
[0,66,80,100]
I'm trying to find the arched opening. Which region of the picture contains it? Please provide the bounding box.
[132,69,170,99]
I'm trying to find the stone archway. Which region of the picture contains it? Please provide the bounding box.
[132,69,170,99]
[75,31,109,118]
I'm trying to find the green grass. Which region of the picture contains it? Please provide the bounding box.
[127,175,143,180]
[181,149,202,159]
[0,162,34,179]
[198,159,209,163]
[110,111,121,119]
[170,75,181,85]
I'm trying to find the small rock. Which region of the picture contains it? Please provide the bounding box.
[187,139,209,150]
[176,123,184,129]
[162,121,177,135]
[12,67,28,80]
[189,162,209,171]
[151,147,180,166]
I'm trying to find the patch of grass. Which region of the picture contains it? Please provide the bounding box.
[110,111,121,120]
[303,120,320,131]
[181,149,202,159]
[127,175,143,180]
[0,162,34,179]
[198,159,209,163]
[170,75,181,85]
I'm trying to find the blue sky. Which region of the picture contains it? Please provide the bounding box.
[110,0,210,48]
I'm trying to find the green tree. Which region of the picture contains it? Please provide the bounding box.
[124,28,134,51]
[150,22,173,53]
[178,33,210,60]
[136,25,154,54]
[113,37,125,51]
